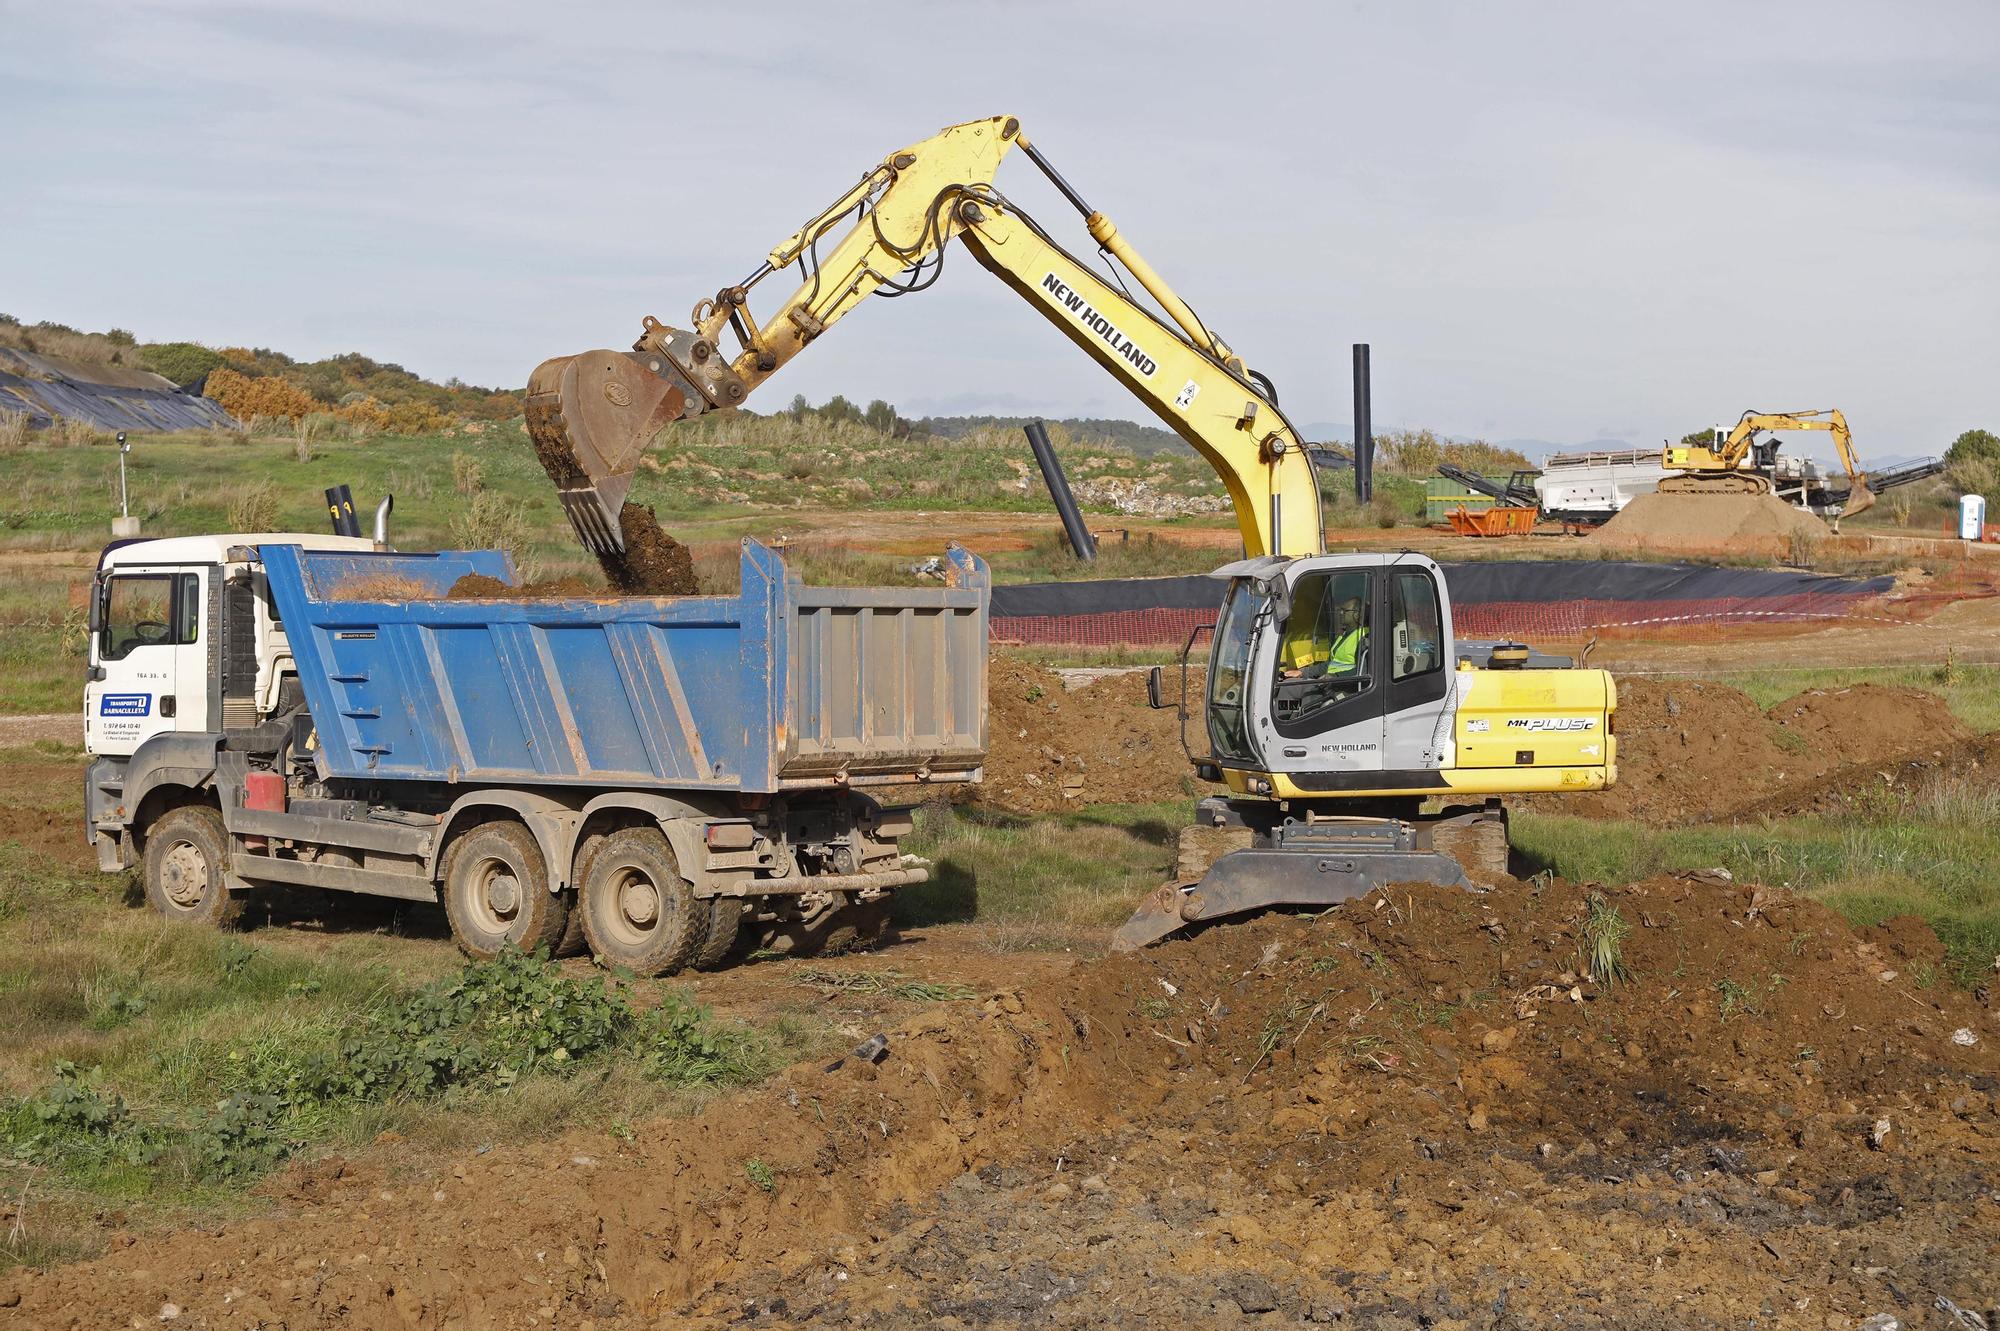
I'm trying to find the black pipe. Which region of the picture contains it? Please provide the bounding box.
[1023,421,1096,561]
[325,484,360,538]
[1352,343,1374,505]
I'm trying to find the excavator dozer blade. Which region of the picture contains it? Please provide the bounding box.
[1110,847,1472,952]
[523,351,687,554]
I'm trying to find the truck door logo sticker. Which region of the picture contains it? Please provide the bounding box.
[100,694,151,717]
[1040,273,1159,377]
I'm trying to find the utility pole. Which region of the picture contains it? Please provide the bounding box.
[111,432,140,537]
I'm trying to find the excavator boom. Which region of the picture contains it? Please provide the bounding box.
[525,116,1321,560]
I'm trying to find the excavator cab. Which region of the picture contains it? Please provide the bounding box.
[1114,551,1492,951]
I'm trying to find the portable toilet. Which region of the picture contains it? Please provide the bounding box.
[1962,493,1988,542]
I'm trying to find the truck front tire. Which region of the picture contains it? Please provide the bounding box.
[443,821,568,960]
[142,805,241,928]
[579,827,704,976]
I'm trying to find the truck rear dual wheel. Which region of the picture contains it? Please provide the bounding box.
[578,827,708,977]
[444,822,569,960]
[142,805,242,928]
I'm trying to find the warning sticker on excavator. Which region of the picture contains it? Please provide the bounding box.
[1175,380,1200,410]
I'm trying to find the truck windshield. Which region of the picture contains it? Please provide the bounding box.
[1206,581,1262,764]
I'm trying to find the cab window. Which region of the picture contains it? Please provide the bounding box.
[100,573,200,661]
[1390,570,1443,681]
[1272,569,1371,724]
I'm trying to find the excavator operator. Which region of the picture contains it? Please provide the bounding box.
[1280,577,1369,681]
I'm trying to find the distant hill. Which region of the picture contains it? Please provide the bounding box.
[0,314,522,429]
[917,414,1190,456]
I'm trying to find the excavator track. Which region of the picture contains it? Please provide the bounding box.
[1656,472,1774,497]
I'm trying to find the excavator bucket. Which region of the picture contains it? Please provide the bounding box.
[1109,808,1509,952]
[1838,476,1876,520]
[523,351,687,554]
[1109,846,1472,951]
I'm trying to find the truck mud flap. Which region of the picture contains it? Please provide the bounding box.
[1110,847,1471,952]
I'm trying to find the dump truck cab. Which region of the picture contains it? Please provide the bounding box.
[87,533,375,761]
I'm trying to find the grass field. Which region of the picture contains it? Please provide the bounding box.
[1515,800,2000,987]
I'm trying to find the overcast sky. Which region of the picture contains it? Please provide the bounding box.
[2,1,1994,457]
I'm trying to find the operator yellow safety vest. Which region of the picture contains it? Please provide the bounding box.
[1328,626,1365,673]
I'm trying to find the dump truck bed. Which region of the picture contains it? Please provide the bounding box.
[260,540,988,793]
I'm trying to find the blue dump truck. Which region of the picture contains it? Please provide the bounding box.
[83,532,989,974]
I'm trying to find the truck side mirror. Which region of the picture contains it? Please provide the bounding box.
[1145,665,1166,710]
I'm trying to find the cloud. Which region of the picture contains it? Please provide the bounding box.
[1,0,1993,448]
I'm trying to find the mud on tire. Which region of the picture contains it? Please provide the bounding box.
[691,897,743,971]
[443,821,568,960]
[143,805,241,928]
[579,826,705,976]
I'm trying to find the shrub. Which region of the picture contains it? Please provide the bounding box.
[384,400,450,435]
[1947,457,1996,498]
[226,480,280,532]
[0,409,28,450]
[140,341,224,386]
[1946,428,2000,468]
[55,416,98,448]
[451,449,484,496]
[204,366,317,424]
[451,490,533,557]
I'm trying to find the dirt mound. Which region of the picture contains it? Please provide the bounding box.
[445,572,597,599]
[1748,733,2000,820]
[599,502,701,595]
[1545,677,1976,824]
[1548,677,1786,822]
[9,873,1995,1328]
[979,658,1217,812]
[1765,683,1969,765]
[1590,490,1829,556]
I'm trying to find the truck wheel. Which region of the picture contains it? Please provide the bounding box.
[553,832,606,959]
[444,822,567,960]
[821,900,892,955]
[143,805,241,928]
[579,827,704,976]
[692,898,743,971]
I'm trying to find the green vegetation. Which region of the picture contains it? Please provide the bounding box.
[1515,796,2000,986]
[0,568,88,714]
[797,969,976,1002]
[1579,892,1632,985]
[0,789,824,1268]
[898,802,1181,945]
[1698,661,2000,735]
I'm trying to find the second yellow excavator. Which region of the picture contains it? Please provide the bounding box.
[1663,408,1876,519]
[526,116,1617,947]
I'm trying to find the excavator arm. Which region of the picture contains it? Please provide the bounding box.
[525,115,1323,560]
[1660,408,1873,516]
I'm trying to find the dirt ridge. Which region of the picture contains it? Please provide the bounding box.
[8,873,1996,1329]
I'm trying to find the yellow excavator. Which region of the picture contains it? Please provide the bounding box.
[527,116,1616,948]
[1662,409,1875,520]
